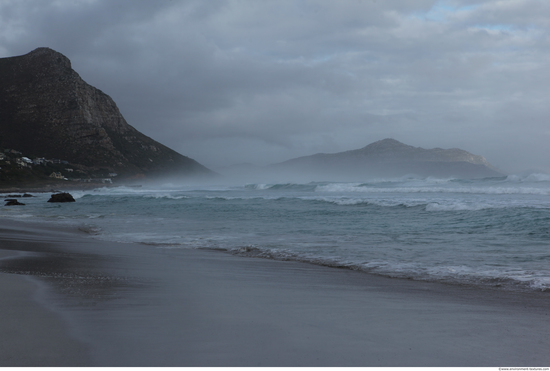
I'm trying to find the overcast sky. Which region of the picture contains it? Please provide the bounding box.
[1,0,549,173]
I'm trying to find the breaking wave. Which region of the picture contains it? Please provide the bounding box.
[222,245,550,292]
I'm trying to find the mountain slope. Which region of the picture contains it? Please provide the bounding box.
[271,139,504,180]
[0,47,213,179]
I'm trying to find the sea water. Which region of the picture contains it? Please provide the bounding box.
[3,173,550,292]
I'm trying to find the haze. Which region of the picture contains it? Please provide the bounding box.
[1,0,549,174]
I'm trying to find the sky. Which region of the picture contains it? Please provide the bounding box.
[0,0,549,173]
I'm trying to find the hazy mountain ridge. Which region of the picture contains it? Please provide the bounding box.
[0,47,213,180]
[269,139,504,180]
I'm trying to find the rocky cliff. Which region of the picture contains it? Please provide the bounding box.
[271,139,504,180]
[0,47,213,179]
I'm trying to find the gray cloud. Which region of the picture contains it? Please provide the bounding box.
[1,0,549,173]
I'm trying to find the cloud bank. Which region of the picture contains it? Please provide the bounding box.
[1,0,549,173]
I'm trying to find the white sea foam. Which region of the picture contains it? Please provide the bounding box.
[426,202,488,211]
[227,245,550,291]
[324,198,372,206]
[246,183,272,190]
[78,224,103,235]
[143,193,188,200]
[506,173,550,182]
[298,196,425,208]
[316,183,550,196]
[1,213,36,219]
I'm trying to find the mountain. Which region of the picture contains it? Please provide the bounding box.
[0,47,213,180]
[270,139,504,180]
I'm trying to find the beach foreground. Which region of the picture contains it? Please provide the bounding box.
[0,219,549,367]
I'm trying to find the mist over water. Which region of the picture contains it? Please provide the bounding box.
[3,172,550,293]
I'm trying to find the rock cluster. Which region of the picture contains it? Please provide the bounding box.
[3,192,75,205]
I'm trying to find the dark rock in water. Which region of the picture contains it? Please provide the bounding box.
[47,192,76,203]
[22,194,34,197]
[6,194,22,198]
[5,199,25,206]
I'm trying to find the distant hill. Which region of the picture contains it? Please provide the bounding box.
[269,139,504,180]
[0,47,214,181]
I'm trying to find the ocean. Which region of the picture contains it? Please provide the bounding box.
[3,173,550,293]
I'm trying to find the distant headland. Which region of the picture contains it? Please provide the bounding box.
[262,138,506,181]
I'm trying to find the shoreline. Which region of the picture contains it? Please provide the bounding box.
[0,181,118,194]
[1,218,550,366]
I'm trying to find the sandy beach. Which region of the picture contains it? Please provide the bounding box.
[0,218,549,366]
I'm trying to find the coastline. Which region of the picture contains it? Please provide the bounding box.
[0,181,117,194]
[1,218,550,366]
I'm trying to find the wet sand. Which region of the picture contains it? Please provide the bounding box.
[1,219,549,367]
